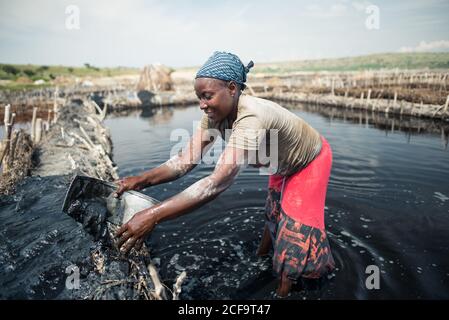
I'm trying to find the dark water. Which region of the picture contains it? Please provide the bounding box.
[0,175,95,299]
[102,103,449,299]
[0,175,161,300]
[1,102,448,300]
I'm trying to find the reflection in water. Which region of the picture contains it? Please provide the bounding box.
[103,101,449,299]
[142,107,175,126]
[108,105,176,126]
[0,99,447,299]
[107,102,449,150]
[3,101,445,299]
[286,102,449,150]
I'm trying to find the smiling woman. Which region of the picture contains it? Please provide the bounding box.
[194,51,253,123]
[114,51,334,298]
[195,78,237,122]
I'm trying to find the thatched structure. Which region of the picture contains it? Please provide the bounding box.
[137,64,174,92]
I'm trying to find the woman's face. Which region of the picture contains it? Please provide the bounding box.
[194,78,238,122]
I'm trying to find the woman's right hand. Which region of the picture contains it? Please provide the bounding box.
[113,175,146,198]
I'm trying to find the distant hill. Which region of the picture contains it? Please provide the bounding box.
[251,52,449,73]
[0,63,140,90]
[2,52,448,89]
[0,63,139,82]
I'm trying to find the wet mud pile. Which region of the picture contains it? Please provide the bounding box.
[0,129,34,195]
[0,99,180,300]
[32,99,118,180]
[0,175,172,299]
[259,91,449,121]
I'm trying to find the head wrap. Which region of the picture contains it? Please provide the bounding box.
[195,51,254,88]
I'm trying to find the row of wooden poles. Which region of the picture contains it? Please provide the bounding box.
[274,71,449,89]
[0,92,60,174]
[1,84,134,109]
[261,73,449,117]
[268,84,449,111]
[331,84,449,118]
[270,76,449,106]
[329,85,449,110]
[0,104,17,173]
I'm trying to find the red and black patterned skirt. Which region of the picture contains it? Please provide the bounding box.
[264,135,335,281]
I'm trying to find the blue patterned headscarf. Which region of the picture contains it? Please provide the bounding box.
[195,51,254,88]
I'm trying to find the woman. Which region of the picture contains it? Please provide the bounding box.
[114,51,335,297]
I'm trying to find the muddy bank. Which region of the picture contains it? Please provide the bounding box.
[0,99,183,300]
[0,85,133,124]
[32,99,118,180]
[258,91,449,121]
[0,175,171,299]
[95,89,197,111]
[1,87,197,124]
[248,69,449,105]
[285,101,449,140]
[0,129,34,195]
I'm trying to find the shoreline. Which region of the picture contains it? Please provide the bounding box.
[31,99,118,180]
[256,91,449,121]
[0,97,185,300]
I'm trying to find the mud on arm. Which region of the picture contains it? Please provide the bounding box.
[115,145,249,254]
[140,127,215,187]
[150,145,249,223]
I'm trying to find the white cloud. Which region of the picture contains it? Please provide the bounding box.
[1,1,449,67]
[232,3,252,20]
[351,1,373,12]
[399,40,449,52]
[302,3,349,18]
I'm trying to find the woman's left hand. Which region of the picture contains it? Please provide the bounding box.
[115,209,157,255]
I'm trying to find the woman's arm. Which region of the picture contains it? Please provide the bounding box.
[151,145,247,222]
[147,126,214,184]
[115,126,215,197]
[115,145,248,254]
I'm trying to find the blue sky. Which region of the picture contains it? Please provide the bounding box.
[0,0,448,67]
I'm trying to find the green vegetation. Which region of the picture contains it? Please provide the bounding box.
[0,83,51,91]
[251,52,449,74]
[0,63,139,82]
[175,52,449,75]
[1,52,448,91]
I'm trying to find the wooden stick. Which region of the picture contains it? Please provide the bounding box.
[3,104,10,137]
[91,100,103,115]
[47,109,52,130]
[69,131,94,151]
[444,94,449,113]
[148,262,167,300]
[432,104,446,118]
[172,271,187,300]
[53,86,59,123]
[10,113,15,130]
[79,125,96,149]
[31,107,38,142]
[1,106,14,173]
[35,118,43,143]
[101,102,108,120]
[67,153,77,170]
[8,127,19,166]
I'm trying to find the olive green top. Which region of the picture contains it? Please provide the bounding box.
[199,93,322,176]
